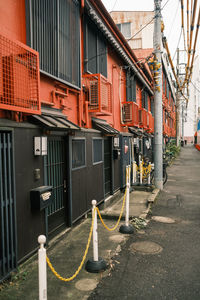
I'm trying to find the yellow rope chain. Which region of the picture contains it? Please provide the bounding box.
[46,208,95,282]
[96,186,127,231]
[46,166,129,281]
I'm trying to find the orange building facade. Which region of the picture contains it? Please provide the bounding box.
[0,0,174,281]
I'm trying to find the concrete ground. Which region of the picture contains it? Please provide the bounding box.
[89,145,200,300]
[0,171,154,299]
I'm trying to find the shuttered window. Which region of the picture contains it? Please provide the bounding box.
[142,90,148,111]
[126,71,136,102]
[84,16,107,77]
[26,0,80,88]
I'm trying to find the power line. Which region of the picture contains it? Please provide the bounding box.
[111,0,118,12]
[127,0,171,41]
[172,28,183,61]
[191,80,200,93]
[167,0,180,39]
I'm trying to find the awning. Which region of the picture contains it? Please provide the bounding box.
[30,108,80,131]
[92,118,119,135]
[128,127,143,137]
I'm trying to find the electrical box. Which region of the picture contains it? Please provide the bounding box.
[34,137,47,156]
[30,186,53,210]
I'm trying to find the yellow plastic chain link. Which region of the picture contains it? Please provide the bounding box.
[96,186,127,231]
[46,208,95,282]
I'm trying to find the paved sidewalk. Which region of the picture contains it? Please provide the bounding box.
[89,145,200,300]
[0,178,156,299]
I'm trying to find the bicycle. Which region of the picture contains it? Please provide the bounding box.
[150,160,168,185]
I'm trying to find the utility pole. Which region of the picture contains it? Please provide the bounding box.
[182,104,184,143]
[176,48,180,146]
[153,0,163,190]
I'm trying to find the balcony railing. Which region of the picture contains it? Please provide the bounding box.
[139,108,148,129]
[163,123,168,135]
[83,73,112,115]
[121,101,139,127]
[0,33,40,114]
[147,112,154,133]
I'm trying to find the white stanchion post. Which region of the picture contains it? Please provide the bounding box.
[133,161,137,184]
[148,162,151,185]
[92,200,98,262]
[38,235,47,300]
[85,200,107,273]
[140,160,143,185]
[119,166,134,234]
[125,166,130,226]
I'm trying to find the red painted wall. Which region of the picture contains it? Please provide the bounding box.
[0,0,26,43]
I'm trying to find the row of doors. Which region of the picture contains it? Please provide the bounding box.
[0,134,113,281]
[44,136,113,237]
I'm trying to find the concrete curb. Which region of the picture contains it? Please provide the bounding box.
[139,188,160,219]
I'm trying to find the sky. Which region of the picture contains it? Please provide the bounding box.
[101,0,192,65]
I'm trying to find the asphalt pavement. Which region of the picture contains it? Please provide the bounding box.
[1,145,200,300]
[89,144,200,300]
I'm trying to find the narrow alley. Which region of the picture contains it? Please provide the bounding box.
[89,145,200,300]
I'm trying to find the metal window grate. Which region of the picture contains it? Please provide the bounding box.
[83,73,112,115]
[45,139,65,216]
[0,131,17,282]
[0,33,40,114]
[121,102,139,127]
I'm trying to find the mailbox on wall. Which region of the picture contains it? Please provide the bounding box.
[30,186,53,210]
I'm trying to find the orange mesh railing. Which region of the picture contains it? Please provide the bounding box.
[83,74,112,115]
[0,33,40,114]
[147,112,154,133]
[121,102,139,127]
[139,108,148,129]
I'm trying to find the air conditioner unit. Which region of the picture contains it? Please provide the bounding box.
[89,80,99,106]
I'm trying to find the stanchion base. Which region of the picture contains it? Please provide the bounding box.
[119,224,134,234]
[85,257,107,273]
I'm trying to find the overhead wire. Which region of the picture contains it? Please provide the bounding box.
[182,0,198,88]
[187,6,200,81]
[167,0,180,39]
[111,0,118,12]
[180,0,187,51]
[127,0,171,41]
[172,28,183,61]
[187,0,190,50]
[191,80,200,93]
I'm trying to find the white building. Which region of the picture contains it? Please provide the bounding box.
[183,55,200,143]
[110,11,154,50]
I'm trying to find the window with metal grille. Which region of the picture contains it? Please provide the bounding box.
[142,89,148,110]
[163,71,166,95]
[93,138,103,164]
[84,16,107,77]
[166,81,170,98]
[26,0,80,88]
[150,99,154,116]
[72,139,85,169]
[126,71,136,102]
[116,22,131,39]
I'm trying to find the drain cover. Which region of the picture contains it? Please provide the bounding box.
[75,279,98,291]
[130,241,163,255]
[152,216,175,223]
[109,234,127,243]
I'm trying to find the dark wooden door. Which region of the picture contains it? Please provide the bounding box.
[0,131,17,282]
[44,137,68,238]
[104,137,112,196]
